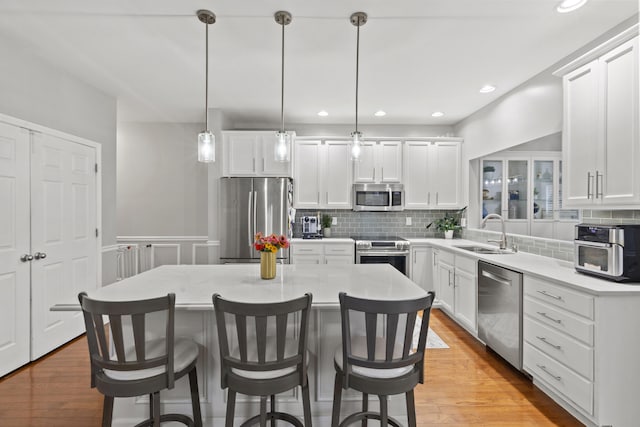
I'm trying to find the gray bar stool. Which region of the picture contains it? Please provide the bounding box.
[331,291,436,427]
[213,293,313,427]
[78,292,202,427]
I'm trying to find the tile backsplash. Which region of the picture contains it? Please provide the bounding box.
[293,209,463,238]
[581,209,640,224]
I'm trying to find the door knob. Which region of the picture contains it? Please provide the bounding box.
[34,252,47,260]
[20,254,33,262]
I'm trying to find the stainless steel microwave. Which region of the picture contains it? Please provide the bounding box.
[574,224,640,282]
[352,183,404,212]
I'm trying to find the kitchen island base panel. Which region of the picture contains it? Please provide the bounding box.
[108,309,411,425]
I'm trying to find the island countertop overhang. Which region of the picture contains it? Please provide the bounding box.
[54,264,427,311]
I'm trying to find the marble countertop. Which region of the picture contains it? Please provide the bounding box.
[55,263,426,310]
[407,237,640,296]
[290,238,354,243]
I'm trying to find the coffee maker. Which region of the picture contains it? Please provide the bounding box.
[302,215,321,239]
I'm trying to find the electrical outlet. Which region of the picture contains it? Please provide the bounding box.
[406,217,412,226]
[332,217,337,225]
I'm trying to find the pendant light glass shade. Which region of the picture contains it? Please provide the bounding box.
[197,10,216,163]
[350,12,367,161]
[198,130,215,162]
[275,11,292,162]
[275,130,291,162]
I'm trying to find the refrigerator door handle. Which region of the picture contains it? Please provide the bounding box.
[253,191,258,242]
[248,191,253,248]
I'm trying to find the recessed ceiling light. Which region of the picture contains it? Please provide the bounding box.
[374,110,386,117]
[431,111,444,118]
[556,0,588,13]
[317,110,328,117]
[479,85,496,93]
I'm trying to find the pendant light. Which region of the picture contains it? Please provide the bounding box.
[197,10,216,163]
[274,11,292,162]
[350,12,367,161]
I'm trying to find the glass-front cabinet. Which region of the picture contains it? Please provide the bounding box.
[481,154,578,239]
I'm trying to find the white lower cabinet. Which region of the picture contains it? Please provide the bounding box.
[432,248,477,334]
[523,274,640,426]
[409,245,433,293]
[290,239,354,265]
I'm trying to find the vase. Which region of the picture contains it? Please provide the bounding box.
[260,251,277,280]
[323,228,332,238]
[444,230,454,239]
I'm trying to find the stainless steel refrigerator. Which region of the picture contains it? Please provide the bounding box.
[219,177,293,263]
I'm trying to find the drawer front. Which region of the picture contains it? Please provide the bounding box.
[454,255,476,274]
[324,244,354,256]
[290,243,323,256]
[524,344,593,415]
[437,249,455,265]
[524,275,594,320]
[524,316,593,381]
[524,297,594,346]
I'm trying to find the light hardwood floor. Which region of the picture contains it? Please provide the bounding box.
[0,309,582,426]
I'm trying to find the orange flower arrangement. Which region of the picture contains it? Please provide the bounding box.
[254,232,289,253]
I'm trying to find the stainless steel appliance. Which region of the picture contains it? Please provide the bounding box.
[301,215,321,239]
[478,261,523,370]
[220,177,292,263]
[354,235,410,276]
[353,183,404,212]
[574,223,640,282]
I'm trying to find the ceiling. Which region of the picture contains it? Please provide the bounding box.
[0,1,637,126]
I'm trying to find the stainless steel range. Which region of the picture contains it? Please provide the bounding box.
[353,235,410,276]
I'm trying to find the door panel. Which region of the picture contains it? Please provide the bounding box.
[30,132,97,360]
[220,178,254,260]
[0,123,30,376]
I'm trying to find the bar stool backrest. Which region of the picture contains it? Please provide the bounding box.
[339,291,435,387]
[78,292,176,390]
[213,293,312,389]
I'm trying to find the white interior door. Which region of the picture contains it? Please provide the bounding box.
[0,123,31,376]
[30,132,97,360]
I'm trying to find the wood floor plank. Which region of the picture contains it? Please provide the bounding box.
[0,309,583,426]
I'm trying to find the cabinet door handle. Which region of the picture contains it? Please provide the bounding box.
[536,290,563,301]
[381,167,384,181]
[536,364,562,381]
[34,252,47,260]
[326,192,329,204]
[436,192,439,205]
[596,170,603,198]
[587,172,593,199]
[253,158,256,172]
[427,192,431,205]
[317,192,320,204]
[373,168,375,181]
[20,254,33,262]
[536,336,562,350]
[262,158,266,172]
[536,311,562,324]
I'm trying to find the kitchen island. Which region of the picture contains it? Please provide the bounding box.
[59,263,427,426]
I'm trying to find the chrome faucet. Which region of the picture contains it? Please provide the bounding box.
[481,213,507,250]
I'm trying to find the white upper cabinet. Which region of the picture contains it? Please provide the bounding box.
[223,131,293,177]
[403,140,462,209]
[354,140,402,183]
[559,33,639,208]
[293,139,352,209]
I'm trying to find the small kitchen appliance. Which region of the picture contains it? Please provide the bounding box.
[302,215,321,239]
[574,223,640,282]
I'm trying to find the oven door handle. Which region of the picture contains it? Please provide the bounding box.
[357,251,410,256]
[575,240,613,248]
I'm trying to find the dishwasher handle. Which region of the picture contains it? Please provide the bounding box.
[481,269,512,287]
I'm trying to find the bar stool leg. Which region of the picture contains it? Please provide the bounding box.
[226,390,236,427]
[406,389,417,427]
[379,395,388,427]
[302,380,312,427]
[152,391,161,426]
[361,393,368,427]
[260,396,268,427]
[102,395,114,427]
[331,373,342,427]
[189,367,202,427]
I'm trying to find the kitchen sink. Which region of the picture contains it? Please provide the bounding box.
[454,245,514,255]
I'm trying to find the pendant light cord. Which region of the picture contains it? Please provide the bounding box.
[205,21,209,131]
[355,17,360,134]
[280,20,285,133]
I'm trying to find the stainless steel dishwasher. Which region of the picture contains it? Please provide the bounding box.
[477,260,523,370]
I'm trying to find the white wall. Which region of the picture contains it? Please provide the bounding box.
[117,122,208,237]
[0,34,118,246]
